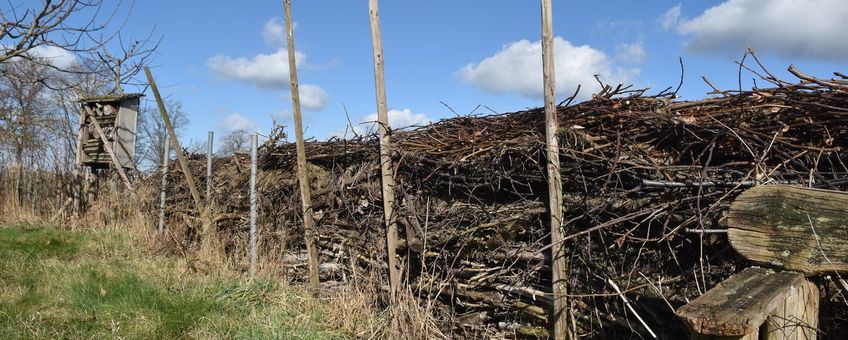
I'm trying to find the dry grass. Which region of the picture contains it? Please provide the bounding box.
[1,185,443,339]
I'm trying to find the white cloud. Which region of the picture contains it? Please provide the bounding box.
[221,113,257,132]
[672,0,848,59]
[614,43,646,64]
[331,108,431,138]
[298,84,330,111]
[19,45,77,68]
[361,109,431,129]
[207,48,304,89]
[263,18,285,47]
[659,4,682,30]
[458,37,641,100]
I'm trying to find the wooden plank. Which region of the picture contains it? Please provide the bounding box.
[368,0,401,300]
[677,267,805,337]
[726,185,848,274]
[284,0,320,293]
[540,0,570,338]
[764,278,818,340]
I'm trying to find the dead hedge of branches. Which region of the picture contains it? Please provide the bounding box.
[149,67,848,339]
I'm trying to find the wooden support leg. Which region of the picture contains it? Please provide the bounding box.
[764,279,818,340]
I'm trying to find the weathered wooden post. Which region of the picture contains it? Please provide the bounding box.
[283,0,320,292]
[368,0,401,300]
[144,68,205,216]
[249,133,259,277]
[158,136,170,235]
[540,0,571,338]
[206,131,213,200]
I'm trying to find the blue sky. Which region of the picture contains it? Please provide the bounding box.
[115,0,847,148]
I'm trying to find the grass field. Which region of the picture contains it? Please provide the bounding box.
[0,223,350,339]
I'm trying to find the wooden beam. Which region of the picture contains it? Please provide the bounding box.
[283,0,320,293]
[726,185,848,274]
[144,67,205,216]
[85,107,135,196]
[368,0,401,300]
[540,0,570,338]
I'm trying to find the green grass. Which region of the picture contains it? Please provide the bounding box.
[0,223,348,339]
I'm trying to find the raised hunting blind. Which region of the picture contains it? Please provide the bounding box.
[78,93,141,169]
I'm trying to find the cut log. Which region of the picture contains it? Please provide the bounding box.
[726,185,848,274]
[676,267,804,337]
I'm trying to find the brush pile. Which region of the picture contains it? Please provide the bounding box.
[152,65,848,339]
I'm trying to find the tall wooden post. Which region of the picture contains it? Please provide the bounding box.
[283,0,320,292]
[144,67,205,216]
[249,133,259,277]
[72,109,86,217]
[368,0,401,300]
[207,131,214,200]
[541,0,570,338]
[158,136,170,235]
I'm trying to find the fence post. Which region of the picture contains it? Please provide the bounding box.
[158,136,171,235]
[249,133,259,277]
[207,131,213,200]
[283,0,320,293]
[368,0,401,300]
[540,0,571,338]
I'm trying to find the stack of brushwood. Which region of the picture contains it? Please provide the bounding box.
[150,66,848,339]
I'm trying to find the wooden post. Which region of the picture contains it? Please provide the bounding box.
[206,131,213,200]
[368,0,401,300]
[283,0,320,292]
[764,279,818,340]
[72,108,86,217]
[144,67,205,216]
[249,133,259,277]
[158,136,170,235]
[85,107,135,197]
[540,0,570,338]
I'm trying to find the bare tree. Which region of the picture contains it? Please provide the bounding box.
[0,59,54,167]
[137,99,188,170]
[90,31,160,94]
[0,1,111,66]
[218,128,251,156]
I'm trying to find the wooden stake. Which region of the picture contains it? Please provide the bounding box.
[85,107,135,197]
[72,107,86,216]
[249,133,259,277]
[144,67,205,216]
[158,135,170,235]
[283,0,320,292]
[206,131,213,200]
[368,0,401,300]
[540,0,570,338]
